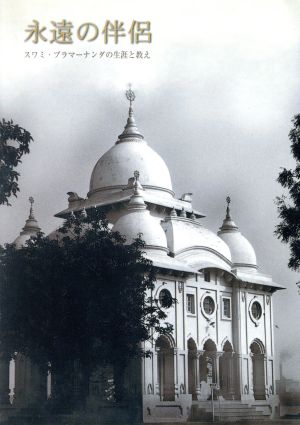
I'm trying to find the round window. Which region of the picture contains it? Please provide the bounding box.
[159,289,173,308]
[203,296,215,315]
[251,301,262,320]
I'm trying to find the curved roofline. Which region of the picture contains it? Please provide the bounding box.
[142,245,169,253]
[198,265,236,280]
[171,245,232,265]
[233,262,258,270]
[163,216,202,226]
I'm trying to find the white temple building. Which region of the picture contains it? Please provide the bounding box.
[12,90,284,422]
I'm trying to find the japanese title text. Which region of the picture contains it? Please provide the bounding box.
[25,20,152,44]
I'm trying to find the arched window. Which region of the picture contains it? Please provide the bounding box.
[200,339,217,386]
[219,341,235,399]
[250,339,266,400]
[156,335,175,401]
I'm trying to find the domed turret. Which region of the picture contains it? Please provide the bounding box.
[218,197,257,271]
[112,172,168,253]
[13,197,41,248]
[88,89,173,202]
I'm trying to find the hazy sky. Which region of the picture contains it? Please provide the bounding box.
[1,0,300,379]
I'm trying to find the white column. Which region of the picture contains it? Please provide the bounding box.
[195,352,201,399]
[154,348,160,398]
[249,353,255,398]
[173,348,179,399]
[232,282,242,399]
[215,352,223,388]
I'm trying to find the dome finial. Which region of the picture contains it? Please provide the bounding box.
[219,196,238,232]
[126,84,135,110]
[226,195,231,219]
[29,196,35,219]
[117,86,144,142]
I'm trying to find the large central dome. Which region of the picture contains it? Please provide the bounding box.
[89,141,173,195]
[88,100,173,200]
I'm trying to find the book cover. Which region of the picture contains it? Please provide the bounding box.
[1,0,300,420]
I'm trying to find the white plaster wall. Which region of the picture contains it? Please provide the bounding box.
[242,291,272,355]
[154,272,236,352]
[145,270,276,399]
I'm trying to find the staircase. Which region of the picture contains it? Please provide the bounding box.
[191,400,271,422]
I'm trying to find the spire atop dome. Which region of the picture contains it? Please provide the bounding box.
[117,87,144,142]
[23,196,40,232]
[226,196,231,219]
[29,196,35,220]
[13,197,41,248]
[219,196,239,232]
[218,197,257,269]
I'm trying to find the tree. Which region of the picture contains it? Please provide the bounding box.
[276,114,300,271]
[0,119,33,205]
[0,208,173,409]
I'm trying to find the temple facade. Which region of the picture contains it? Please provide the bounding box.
[10,90,283,422]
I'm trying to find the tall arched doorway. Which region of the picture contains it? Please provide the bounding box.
[219,341,235,399]
[200,339,217,386]
[156,336,175,401]
[250,339,265,400]
[188,338,197,400]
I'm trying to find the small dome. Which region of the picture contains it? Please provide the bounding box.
[112,181,168,252]
[219,231,257,269]
[14,232,35,249]
[14,197,41,248]
[218,198,257,270]
[88,105,173,200]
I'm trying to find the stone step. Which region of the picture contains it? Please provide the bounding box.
[216,406,260,410]
[196,403,255,409]
[218,411,266,416]
[218,408,263,413]
[192,401,272,422]
[217,407,269,414]
[198,402,265,407]
[215,416,270,425]
[150,421,293,425]
[8,419,278,425]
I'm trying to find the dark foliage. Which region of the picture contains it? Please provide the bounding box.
[0,119,33,205]
[0,208,173,406]
[275,114,300,270]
